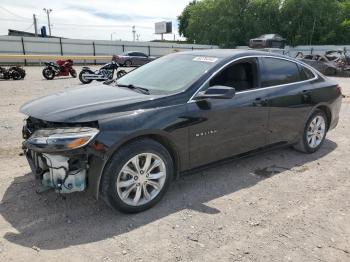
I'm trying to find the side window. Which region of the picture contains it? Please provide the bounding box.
[209,58,258,92]
[129,52,137,56]
[261,58,303,87]
[298,65,315,80]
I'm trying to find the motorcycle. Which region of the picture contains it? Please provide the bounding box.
[42,59,77,80]
[0,66,26,80]
[79,61,127,84]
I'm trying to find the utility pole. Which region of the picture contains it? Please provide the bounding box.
[43,8,52,36]
[111,32,117,41]
[132,26,136,41]
[33,14,38,37]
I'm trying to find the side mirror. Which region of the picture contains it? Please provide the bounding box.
[195,86,235,100]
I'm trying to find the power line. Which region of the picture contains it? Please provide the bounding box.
[0,6,31,21]
[21,23,34,32]
[0,17,32,23]
[52,22,153,30]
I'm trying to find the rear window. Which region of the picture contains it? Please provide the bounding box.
[299,65,315,80]
[261,58,303,87]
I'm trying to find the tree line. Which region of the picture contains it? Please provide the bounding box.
[178,0,350,47]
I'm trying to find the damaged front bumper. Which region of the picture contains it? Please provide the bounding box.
[22,117,105,196]
[25,149,88,193]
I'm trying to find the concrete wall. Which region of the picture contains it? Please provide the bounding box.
[0,36,218,64]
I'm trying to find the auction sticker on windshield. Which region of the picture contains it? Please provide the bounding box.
[193,56,218,63]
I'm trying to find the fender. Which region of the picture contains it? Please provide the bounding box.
[87,128,185,199]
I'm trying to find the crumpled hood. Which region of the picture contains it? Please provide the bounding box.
[20,84,159,123]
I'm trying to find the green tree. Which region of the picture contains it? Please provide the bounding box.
[178,0,350,47]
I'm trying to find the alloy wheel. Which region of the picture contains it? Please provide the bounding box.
[306,115,326,148]
[116,153,166,206]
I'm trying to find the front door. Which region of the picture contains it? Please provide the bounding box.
[187,58,270,168]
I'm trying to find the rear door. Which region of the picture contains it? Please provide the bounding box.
[187,57,270,168]
[260,57,317,145]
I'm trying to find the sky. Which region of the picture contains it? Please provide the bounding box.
[0,0,191,41]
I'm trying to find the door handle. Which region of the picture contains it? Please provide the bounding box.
[253,97,268,107]
[301,90,311,101]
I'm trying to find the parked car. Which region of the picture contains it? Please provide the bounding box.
[21,50,342,213]
[249,34,286,49]
[295,52,348,76]
[114,51,155,67]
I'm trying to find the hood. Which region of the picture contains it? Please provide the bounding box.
[20,84,160,123]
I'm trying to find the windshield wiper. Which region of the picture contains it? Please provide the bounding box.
[117,84,150,95]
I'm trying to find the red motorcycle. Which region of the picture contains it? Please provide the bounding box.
[42,59,77,80]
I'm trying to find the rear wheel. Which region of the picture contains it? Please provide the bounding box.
[42,68,55,80]
[101,138,174,213]
[294,110,328,153]
[79,70,93,84]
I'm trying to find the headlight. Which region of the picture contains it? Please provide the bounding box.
[24,127,99,152]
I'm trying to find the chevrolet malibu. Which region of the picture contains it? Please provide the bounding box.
[21,50,342,213]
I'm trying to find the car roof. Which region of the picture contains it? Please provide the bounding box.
[175,49,289,60]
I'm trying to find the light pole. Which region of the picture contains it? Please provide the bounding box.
[132,26,136,41]
[43,8,52,36]
[111,32,117,41]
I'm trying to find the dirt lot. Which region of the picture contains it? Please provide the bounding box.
[0,66,349,262]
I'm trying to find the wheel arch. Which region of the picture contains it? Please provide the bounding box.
[315,104,332,130]
[96,132,181,198]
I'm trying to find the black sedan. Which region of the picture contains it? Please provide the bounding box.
[20,50,342,213]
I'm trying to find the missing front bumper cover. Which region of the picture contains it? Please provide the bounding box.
[25,149,88,193]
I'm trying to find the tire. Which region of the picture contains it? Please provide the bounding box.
[293,109,328,153]
[124,60,132,67]
[10,67,25,79]
[11,71,21,80]
[117,70,127,78]
[42,68,55,80]
[79,70,93,84]
[70,69,77,78]
[101,138,174,213]
[325,67,336,76]
[17,68,26,79]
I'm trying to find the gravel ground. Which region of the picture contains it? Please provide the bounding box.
[0,67,349,262]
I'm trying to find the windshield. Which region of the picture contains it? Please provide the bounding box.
[116,53,222,94]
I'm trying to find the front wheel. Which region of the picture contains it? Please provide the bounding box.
[79,70,93,84]
[70,69,77,78]
[11,70,21,80]
[117,70,127,78]
[101,139,174,213]
[124,60,132,67]
[42,68,55,80]
[294,110,328,153]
